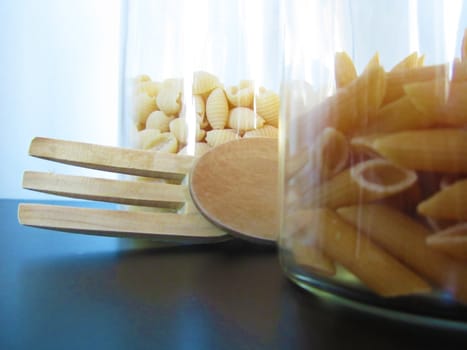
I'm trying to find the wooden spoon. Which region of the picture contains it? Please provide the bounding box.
[190,137,278,244]
[19,137,279,244]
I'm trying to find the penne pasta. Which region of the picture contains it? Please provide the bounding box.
[372,129,467,174]
[378,181,422,213]
[286,233,336,277]
[390,52,419,72]
[349,134,383,159]
[301,158,417,209]
[334,51,358,88]
[287,127,349,183]
[417,178,467,221]
[358,96,436,135]
[287,208,431,297]
[426,223,467,261]
[313,127,350,180]
[442,80,467,126]
[337,204,467,303]
[383,63,448,105]
[403,79,448,116]
[302,55,386,137]
[416,54,425,67]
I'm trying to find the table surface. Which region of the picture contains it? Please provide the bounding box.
[2,199,467,350]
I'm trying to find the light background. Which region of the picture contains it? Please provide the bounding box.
[0,0,122,199]
[1,0,466,199]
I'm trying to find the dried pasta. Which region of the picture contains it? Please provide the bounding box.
[146,110,174,132]
[169,118,205,145]
[205,129,239,147]
[302,54,386,137]
[301,158,416,209]
[134,74,151,83]
[357,96,434,135]
[135,80,162,97]
[417,178,467,221]
[255,87,280,127]
[137,128,161,149]
[334,51,357,88]
[426,223,467,261]
[383,63,448,105]
[228,107,265,132]
[192,71,221,95]
[288,208,431,297]
[442,80,467,126]
[156,82,183,115]
[451,58,467,81]
[287,232,336,277]
[132,93,158,127]
[403,79,448,116]
[372,129,467,174]
[337,204,467,303]
[205,87,229,129]
[390,52,419,72]
[349,134,384,159]
[147,132,178,153]
[243,125,278,138]
[178,142,212,157]
[225,81,254,107]
[130,71,282,155]
[288,127,349,187]
[194,95,205,118]
[169,118,189,144]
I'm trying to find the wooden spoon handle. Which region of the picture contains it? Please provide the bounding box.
[22,171,187,209]
[18,203,228,242]
[29,137,194,181]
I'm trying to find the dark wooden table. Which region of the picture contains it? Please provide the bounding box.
[2,200,466,349]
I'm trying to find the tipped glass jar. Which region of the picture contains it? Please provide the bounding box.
[279,0,467,326]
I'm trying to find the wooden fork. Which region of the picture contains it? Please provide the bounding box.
[18,137,230,244]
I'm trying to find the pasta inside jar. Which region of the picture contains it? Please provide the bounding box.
[280,22,467,323]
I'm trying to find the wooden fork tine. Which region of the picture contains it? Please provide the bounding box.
[22,171,187,209]
[18,203,228,242]
[29,137,194,181]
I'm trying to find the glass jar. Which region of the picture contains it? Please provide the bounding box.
[279,0,467,326]
[120,0,281,161]
[118,0,281,250]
